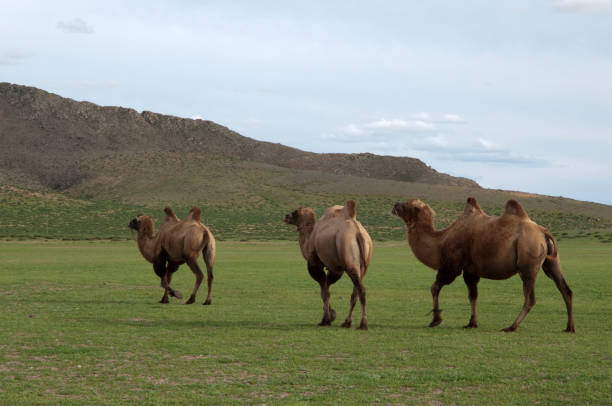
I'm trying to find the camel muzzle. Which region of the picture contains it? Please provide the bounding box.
[391,203,399,216]
[128,218,140,230]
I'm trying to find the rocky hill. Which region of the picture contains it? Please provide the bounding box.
[0,82,477,193]
[1,82,611,240]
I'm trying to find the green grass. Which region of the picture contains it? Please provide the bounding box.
[0,239,610,405]
[3,185,612,241]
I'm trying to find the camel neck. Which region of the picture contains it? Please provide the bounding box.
[137,231,160,264]
[297,223,315,260]
[407,221,443,270]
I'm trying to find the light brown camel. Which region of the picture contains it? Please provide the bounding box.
[285,200,373,330]
[129,207,184,300]
[392,197,575,332]
[129,207,216,305]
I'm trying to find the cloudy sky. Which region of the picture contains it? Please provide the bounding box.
[1,1,611,204]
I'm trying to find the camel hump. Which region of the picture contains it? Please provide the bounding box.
[503,200,528,218]
[344,200,357,219]
[187,206,202,222]
[463,197,484,215]
[164,207,179,220]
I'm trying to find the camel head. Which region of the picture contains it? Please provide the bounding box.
[391,199,436,225]
[284,207,316,228]
[128,214,154,236]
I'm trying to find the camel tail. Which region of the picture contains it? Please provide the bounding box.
[544,230,558,259]
[356,230,371,277]
[202,229,216,268]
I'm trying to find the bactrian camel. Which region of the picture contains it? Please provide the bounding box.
[129,207,216,305]
[285,200,373,330]
[392,197,574,332]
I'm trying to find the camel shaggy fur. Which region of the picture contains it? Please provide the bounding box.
[392,197,575,332]
[129,207,216,305]
[285,200,373,330]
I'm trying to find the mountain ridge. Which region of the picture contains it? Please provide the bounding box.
[0,82,478,192]
[1,82,611,241]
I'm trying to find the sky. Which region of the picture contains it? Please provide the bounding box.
[1,0,611,204]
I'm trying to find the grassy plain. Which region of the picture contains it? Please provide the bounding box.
[0,239,610,405]
[3,185,612,242]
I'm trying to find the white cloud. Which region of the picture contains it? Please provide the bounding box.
[552,0,611,12]
[325,113,549,167]
[364,118,437,131]
[334,113,466,139]
[0,51,26,65]
[340,123,367,136]
[57,18,94,34]
[477,138,499,150]
[330,116,441,141]
[440,113,466,123]
[412,112,431,120]
[413,135,549,166]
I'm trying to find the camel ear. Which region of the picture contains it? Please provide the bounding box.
[345,200,357,219]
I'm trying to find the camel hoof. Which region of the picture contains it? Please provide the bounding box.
[501,326,516,332]
[159,298,169,304]
[429,319,442,328]
[203,299,212,305]
[185,298,195,305]
[318,321,331,327]
[358,321,368,331]
[463,323,478,329]
[564,327,575,333]
[341,320,352,328]
[170,290,183,299]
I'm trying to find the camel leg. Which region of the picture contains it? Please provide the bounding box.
[160,272,171,304]
[308,263,333,326]
[346,268,367,330]
[463,272,480,328]
[166,263,183,299]
[202,261,215,305]
[326,271,342,323]
[154,262,170,304]
[319,281,333,326]
[429,269,460,327]
[202,246,215,305]
[543,258,575,333]
[185,258,204,305]
[429,280,443,327]
[341,287,358,328]
[503,273,536,332]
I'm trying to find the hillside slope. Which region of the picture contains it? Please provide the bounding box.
[1,82,611,240]
[0,82,476,194]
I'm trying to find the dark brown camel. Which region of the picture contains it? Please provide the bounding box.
[392,197,575,332]
[285,200,373,330]
[129,207,216,305]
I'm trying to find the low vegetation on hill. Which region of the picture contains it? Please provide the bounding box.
[2,185,611,242]
[1,82,611,241]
